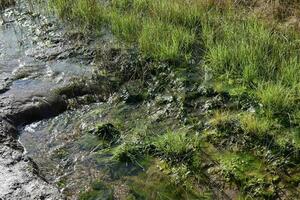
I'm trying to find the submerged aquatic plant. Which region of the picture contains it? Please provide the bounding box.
[79,181,114,200]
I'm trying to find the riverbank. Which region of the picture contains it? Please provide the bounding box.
[0,1,110,199]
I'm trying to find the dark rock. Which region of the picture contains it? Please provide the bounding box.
[120,81,145,104]
[0,0,102,198]
[124,93,144,104]
[0,0,15,9]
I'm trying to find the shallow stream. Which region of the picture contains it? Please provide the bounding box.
[0,1,206,199]
[19,102,204,199]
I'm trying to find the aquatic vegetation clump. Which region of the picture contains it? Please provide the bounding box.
[153,131,195,162]
[89,123,121,144]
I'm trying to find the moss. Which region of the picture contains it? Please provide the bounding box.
[217,152,276,198]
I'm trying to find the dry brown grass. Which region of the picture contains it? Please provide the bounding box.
[201,0,300,30]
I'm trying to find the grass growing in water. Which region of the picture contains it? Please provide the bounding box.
[256,83,295,115]
[154,131,194,159]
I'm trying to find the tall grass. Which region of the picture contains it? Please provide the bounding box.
[138,20,195,61]
[49,0,300,128]
[203,15,284,82]
[201,7,300,122]
[49,0,106,27]
[47,1,300,197]
[71,0,104,26]
[109,11,141,43]
[256,83,295,115]
[48,0,72,19]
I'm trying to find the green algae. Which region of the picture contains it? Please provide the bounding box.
[79,181,114,200]
[127,162,211,200]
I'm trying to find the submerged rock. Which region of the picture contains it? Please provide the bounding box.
[120,82,145,105]
[123,92,144,104]
[0,0,102,199]
[0,0,15,9]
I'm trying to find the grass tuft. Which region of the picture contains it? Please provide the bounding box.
[109,11,141,43]
[256,83,295,115]
[239,113,272,135]
[154,131,195,159]
[138,21,195,61]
